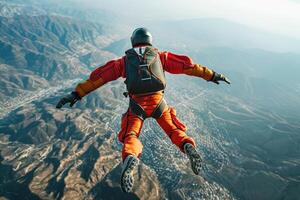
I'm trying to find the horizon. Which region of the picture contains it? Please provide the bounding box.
[67,0,300,40]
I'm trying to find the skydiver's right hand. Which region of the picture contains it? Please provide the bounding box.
[56,92,80,109]
[211,72,231,85]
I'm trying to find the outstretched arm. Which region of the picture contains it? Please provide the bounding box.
[56,57,125,108]
[75,58,125,98]
[159,51,230,84]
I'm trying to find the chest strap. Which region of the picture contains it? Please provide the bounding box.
[129,97,167,120]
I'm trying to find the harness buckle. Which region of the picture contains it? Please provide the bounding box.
[139,63,151,81]
[141,77,151,81]
[139,64,148,67]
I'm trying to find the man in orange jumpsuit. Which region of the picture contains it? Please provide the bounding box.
[56,28,230,193]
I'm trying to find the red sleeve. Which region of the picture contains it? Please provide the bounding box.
[159,51,194,74]
[89,57,126,83]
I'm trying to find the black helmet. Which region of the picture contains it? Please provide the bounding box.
[131,28,152,47]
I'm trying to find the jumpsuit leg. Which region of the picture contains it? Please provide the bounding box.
[118,109,144,161]
[156,107,196,152]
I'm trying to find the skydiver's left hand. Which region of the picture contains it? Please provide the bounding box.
[56,92,80,109]
[211,72,231,85]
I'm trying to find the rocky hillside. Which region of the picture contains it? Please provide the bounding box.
[0,94,164,200]
[0,2,118,103]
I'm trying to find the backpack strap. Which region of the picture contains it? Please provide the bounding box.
[129,94,167,120]
[129,98,147,120]
[151,98,167,119]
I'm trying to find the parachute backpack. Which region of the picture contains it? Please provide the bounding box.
[124,46,167,120]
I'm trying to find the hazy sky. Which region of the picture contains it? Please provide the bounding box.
[73,0,300,39]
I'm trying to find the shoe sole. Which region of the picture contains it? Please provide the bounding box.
[190,153,202,175]
[120,157,139,193]
[186,146,202,175]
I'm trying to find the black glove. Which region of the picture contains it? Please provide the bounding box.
[56,92,80,109]
[211,72,231,85]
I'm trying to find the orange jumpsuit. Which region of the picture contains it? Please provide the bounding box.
[74,50,214,160]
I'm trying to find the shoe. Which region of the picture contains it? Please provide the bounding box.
[120,155,139,193]
[184,143,202,175]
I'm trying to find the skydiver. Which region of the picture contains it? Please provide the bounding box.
[56,28,230,193]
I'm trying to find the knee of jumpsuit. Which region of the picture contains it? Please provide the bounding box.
[122,135,143,160]
[156,107,196,152]
[118,109,144,161]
